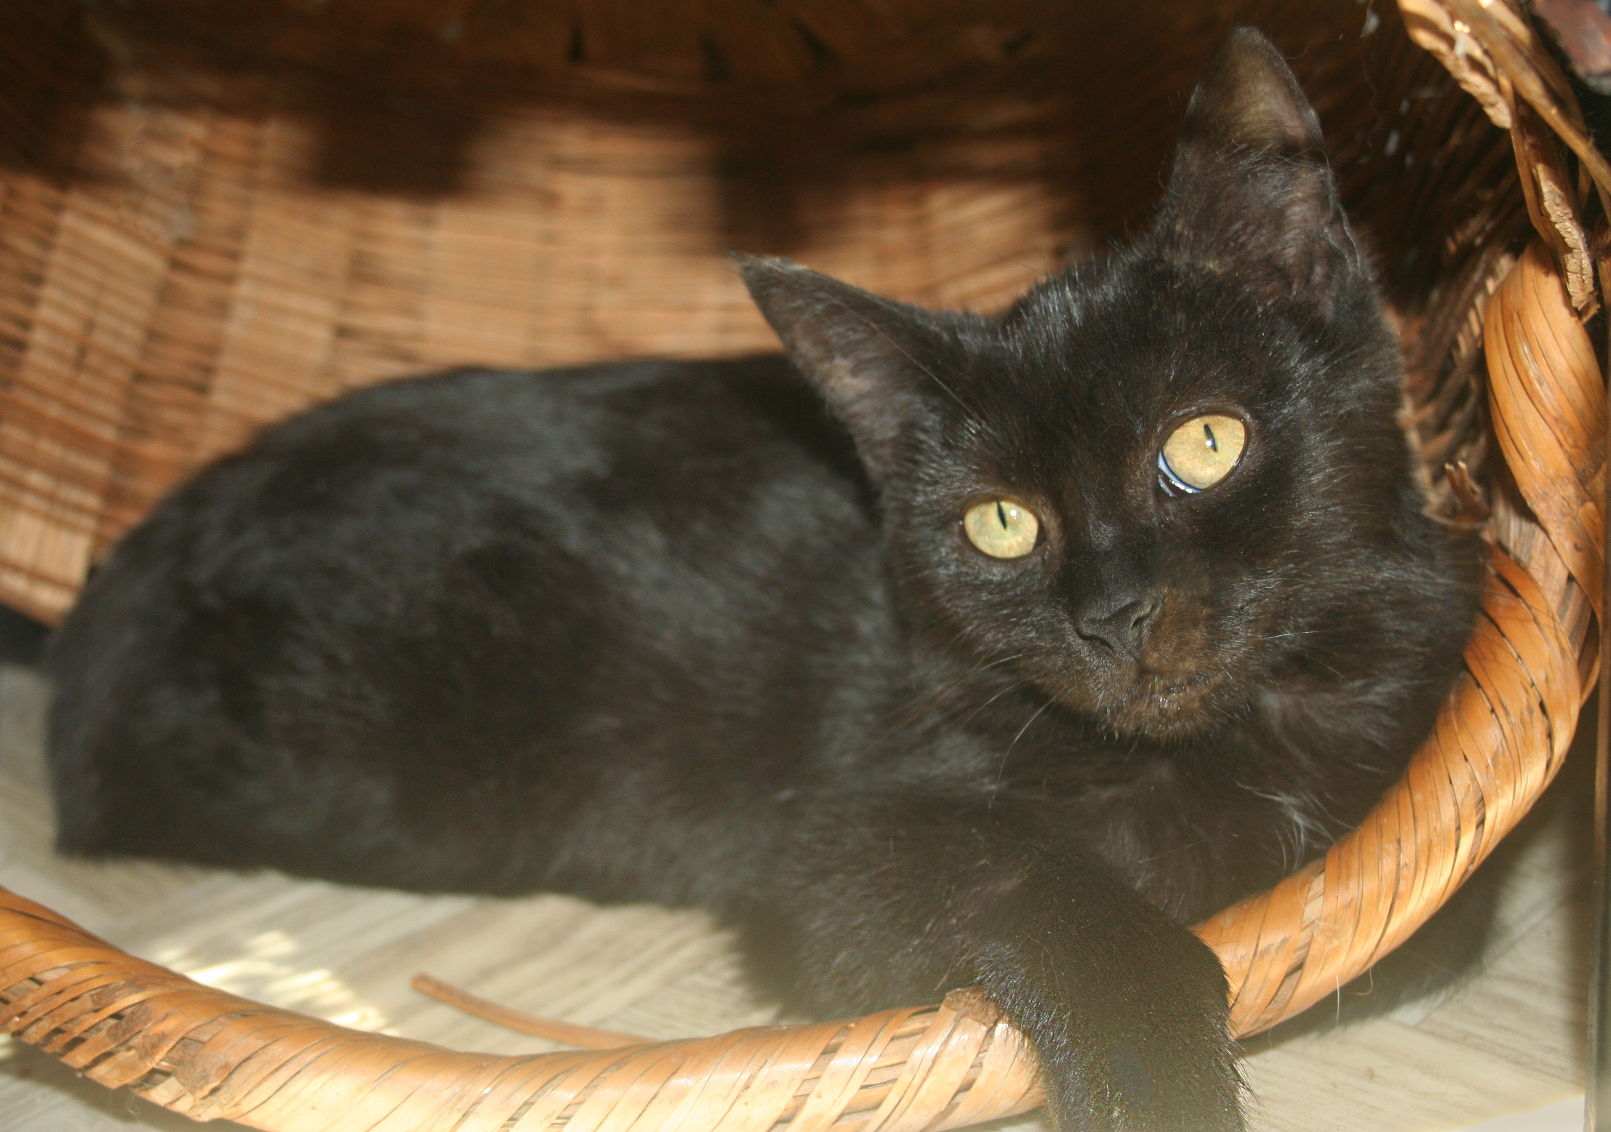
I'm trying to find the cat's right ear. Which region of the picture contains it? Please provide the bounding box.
[1158,27,1362,307]
[738,255,938,482]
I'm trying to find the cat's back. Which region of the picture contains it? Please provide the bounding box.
[51,357,872,672]
[155,356,863,537]
[45,356,894,894]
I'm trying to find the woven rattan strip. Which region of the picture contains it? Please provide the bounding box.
[0,0,1605,1129]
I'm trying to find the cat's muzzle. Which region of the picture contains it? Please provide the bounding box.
[1065,596,1246,739]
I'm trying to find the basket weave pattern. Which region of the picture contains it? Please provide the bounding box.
[0,0,1604,1129]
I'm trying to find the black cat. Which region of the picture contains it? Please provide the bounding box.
[44,29,1478,1131]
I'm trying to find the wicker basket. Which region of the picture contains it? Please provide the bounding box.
[0,0,1602,1129]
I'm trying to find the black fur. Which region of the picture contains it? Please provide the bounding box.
[45,30,1478,1132]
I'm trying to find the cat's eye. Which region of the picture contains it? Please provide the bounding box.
[963,497,1040,559]
[1158,414,1246,493]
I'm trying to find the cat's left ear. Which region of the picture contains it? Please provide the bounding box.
[738,255,943,482]
[1158,27,1363,307]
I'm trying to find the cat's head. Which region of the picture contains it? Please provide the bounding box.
[741,28,1465,742]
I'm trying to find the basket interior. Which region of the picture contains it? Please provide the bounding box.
[0,0,1524,623]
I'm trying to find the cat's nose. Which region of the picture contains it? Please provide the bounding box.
[1076,597,1158,658]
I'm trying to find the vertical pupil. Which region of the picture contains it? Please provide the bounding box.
[995,500,1009,529]
[1203,423,1217,451]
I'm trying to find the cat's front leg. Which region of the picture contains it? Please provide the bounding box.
[741,791,1243,1132]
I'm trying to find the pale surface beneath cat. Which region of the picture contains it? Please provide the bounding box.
[0,663,1586,1132]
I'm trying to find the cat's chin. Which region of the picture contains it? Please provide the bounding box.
[1074,668,1241,742]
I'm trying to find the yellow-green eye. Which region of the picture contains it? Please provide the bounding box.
[963,497,1040,558]
[1159,414,1246,492]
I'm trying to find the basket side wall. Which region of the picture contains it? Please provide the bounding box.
[0,0,1516,623]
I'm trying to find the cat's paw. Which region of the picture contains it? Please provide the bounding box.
[978,916,1244,1132]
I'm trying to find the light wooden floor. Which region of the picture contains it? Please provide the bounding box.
[0,661,1591,1131]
